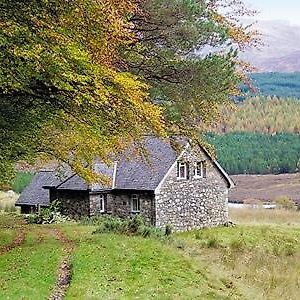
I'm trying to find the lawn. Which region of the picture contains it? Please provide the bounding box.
[0,209,299,299]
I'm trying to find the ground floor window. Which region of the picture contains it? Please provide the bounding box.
[131,194,140,213]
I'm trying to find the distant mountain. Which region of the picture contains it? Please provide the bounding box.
[257,51,300,72]
[241,20,300,72]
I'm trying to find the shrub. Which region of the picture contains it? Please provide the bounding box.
[206,237,220,248]
[275,196,297,210]
[26,213,39,224]
[25,200,71,224]
[92,215,166,239]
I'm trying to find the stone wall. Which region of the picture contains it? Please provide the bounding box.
[155,145,229,231]
[57,190,90,218]
[90,193,113,216]
[112,192,155,225]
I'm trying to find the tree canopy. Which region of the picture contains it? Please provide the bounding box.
[206,132,300,175]
[0,0,256,185]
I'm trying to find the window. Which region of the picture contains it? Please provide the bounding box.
[131,194,140,213]
[99,194,105,213]
[177,162,188,179]
[194,161,206,178]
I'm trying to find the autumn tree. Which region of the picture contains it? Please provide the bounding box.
[0,0,257,185]
[125,0,258,137]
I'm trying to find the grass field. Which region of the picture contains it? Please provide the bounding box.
[0,209,299,299]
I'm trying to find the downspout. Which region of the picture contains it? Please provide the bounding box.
[112,161,117,189]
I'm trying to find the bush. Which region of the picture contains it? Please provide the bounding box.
[92,215,166,239]
[0,191,19,213]
[25,200,71,224]
[275,196,297,210]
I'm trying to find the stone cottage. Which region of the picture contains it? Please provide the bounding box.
[16,137,234,231]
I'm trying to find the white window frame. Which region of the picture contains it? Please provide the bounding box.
[177,162,187,179]
[131,194,140,213]
[99,194,105,213]
[194,161,205,179]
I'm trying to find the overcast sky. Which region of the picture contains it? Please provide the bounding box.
[245,0,300,25]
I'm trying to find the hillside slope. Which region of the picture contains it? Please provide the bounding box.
[241,20,300,72]
[230,173,300,205]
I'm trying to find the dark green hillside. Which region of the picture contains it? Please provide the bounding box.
[242,72,300,99]
[206,132,300,175]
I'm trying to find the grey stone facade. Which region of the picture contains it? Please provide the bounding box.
[89,193,113,215]
[155,146,229,231]
[56,190,90,218]
[54,145,229,230]
[89,191,155,225]
[20,138,231,231]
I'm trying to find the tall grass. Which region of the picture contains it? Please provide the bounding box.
[229,207,300,226]
[181,208,300,300]
[0,191,19,212]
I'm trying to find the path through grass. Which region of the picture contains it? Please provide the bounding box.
[0,211,299,299]
[62,225,232,299]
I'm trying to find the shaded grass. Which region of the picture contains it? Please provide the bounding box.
[0,213,25,227]
[0,228,16,247]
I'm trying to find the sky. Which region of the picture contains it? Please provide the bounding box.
[245,0,300,25]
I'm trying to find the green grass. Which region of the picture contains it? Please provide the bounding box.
[0,228,16,247]
[0,230,63,299]
[62,225,230,299]
[0,211,300,299]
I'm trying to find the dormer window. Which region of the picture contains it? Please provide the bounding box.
[177,162,188,179]
[194,161,206,179]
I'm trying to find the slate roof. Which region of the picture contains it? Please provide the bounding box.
[17,136,233,207]
[16,169,73,206]
[114,137,178,190]
[56,161,114,191]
